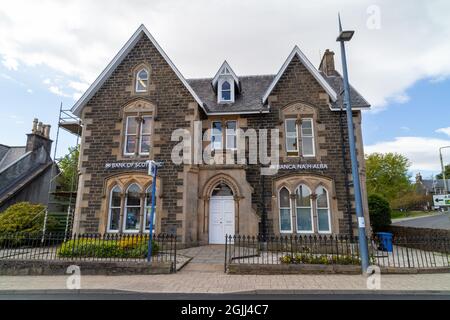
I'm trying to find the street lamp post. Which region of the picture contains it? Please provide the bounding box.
[439,146,450,195]
[336,14,370,273]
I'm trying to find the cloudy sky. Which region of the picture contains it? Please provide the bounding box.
[0,0,449,178]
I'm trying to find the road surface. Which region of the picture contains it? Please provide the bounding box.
[392,213,450,230]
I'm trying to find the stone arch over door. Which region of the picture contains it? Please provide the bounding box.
[198,171,258,244]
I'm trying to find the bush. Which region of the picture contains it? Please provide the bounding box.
[57,236,159,259]
[390,192,432,211]
[0,202,56,234]
[280,254,361,265]
[368,194,392,232]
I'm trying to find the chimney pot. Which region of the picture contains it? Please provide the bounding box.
[32,118,38,134]
[37,122,43,135]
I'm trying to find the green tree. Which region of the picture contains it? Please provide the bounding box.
[436,164,450,179]
[365,152,412,202]
[58,146,79,191]
[0,202,56,234]
[368,194,391,232]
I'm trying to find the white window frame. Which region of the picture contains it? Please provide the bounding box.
[123,184,142,234]
[316,186,332,234]
[301,118,315,157]
[225,120,237,150]
[284,118,299,154]
[211,121,223,150]
[218,77,235,103]
[295,184,314,234]
[139,116,152,155]
[135,68,149,93]
[107,186,121,233]
[124,116,138,156]
[143,185,156,234]
[278,187,293,233]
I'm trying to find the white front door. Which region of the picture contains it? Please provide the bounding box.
[209,196,235,244]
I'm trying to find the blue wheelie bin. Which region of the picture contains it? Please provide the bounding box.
[377,232,393,252]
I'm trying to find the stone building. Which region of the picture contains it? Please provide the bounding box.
[71,25,371,245]
[0,119,57,212]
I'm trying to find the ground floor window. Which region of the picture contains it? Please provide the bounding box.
[278,185,332,234]
[107,182,157,233]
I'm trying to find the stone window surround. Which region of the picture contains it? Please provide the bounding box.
[272,173,338,235]
[129,62,155,96]
[278,102,321,160]
[117,99,157,160]
[100,172,162,234]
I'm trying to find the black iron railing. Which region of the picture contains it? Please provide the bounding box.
[224,234,450,272]
[0,232,177,271]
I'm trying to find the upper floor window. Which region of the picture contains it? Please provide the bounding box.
[284,118,315,157]
[285,119,298,154]
[221,81,231,102]
[211,121,222,150]
[135,68,149,92]
[211,120,238,151]
[225,121,237,150]
[301,119,315,157]
[124,116,152,156]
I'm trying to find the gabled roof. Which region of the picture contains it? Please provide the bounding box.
[71,24,204,116]
[188,75,274,114]
[262,46,338,103]
[211,61,240,89]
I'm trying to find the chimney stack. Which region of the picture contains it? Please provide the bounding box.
[26,118,52,154]
[319,49,336,77]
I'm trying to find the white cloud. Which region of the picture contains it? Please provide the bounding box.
[2,56,18,70]
[1,1,450,110]
[26,88,33,94]
[48,85,70,97]
[365,136,450,172]
[436,127,450,137]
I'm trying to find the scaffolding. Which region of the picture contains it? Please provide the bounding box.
[42,103,82,238]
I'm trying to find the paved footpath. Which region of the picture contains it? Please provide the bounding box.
[1,245,450,294]
[1,272,450,294]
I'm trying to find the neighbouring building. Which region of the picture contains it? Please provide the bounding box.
[415,173,450,196]
[71,25,371,245]
[0,119,57,212]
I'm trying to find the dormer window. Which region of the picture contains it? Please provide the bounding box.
[221,81,231,101]
[135,68,149,92]
[212,61,240,104]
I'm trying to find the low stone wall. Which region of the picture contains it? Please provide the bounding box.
[227,263,450,275]
[0,259,173,276]
[388,225,450,239]
[227,263,361,275]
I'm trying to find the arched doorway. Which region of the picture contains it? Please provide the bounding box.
[209,182,235,244]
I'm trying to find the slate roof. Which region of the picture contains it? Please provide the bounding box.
[421,179,450,191]
[187,71,369,114]
[0,145,27,172]
[320,70,371,110]
[187,75,274,114]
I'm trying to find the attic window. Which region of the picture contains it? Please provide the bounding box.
[135,68,149,92]
[221,81,231,101]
